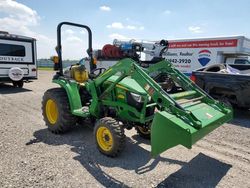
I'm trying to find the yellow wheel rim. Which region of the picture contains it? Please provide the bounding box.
[45,99,58,124]
[96,126,113,152]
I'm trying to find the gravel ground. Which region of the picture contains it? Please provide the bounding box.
[0,70,249,188]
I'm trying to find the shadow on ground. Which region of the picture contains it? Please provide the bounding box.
[157,153,232,188]
[27,124,232,188]
[230,108,250,128]
[0,83,32,94]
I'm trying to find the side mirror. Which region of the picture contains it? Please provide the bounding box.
[51,56,59,70]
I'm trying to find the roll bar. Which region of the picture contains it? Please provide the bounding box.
[56,22,95,75]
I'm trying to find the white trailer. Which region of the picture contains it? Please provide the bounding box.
[160,36,250,76]
[0,32,37,88]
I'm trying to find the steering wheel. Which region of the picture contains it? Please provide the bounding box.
[78,58,85,65]
[90,67,107,77]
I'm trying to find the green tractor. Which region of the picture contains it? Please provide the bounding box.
[42,22,232,157]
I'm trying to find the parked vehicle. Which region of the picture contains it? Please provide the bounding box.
[191,63,250,108]
[158,36,250,76]
[0,31,37,88]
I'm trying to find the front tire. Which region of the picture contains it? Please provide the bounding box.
[136,125,151,139]
[94,117,125,157]
[42,88,77,133]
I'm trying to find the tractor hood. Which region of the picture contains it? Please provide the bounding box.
[107,75,147,95]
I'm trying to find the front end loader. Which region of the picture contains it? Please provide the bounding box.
[42,22,232,157]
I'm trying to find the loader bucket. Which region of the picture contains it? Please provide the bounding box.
[151,102,232,157]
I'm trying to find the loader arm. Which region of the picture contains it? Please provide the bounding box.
[88,58,228,127]
[87,58,183,117]
[87,58,232,156]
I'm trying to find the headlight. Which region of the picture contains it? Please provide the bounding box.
[130,92,143,103]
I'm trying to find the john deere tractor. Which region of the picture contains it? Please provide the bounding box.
[42,22,232,157]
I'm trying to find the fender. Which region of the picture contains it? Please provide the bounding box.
[53,79,86,117]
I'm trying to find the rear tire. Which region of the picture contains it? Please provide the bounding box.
[153,74,176,93]
[12,80,23,88]
[17,80,24,88]
[94,117,125,157]
[42,88,77,133]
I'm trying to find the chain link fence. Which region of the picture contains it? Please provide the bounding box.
[37,59,78,68]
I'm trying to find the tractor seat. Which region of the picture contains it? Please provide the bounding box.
[70,64,89,83]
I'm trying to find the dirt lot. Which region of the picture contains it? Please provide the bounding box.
[0,70,249,188]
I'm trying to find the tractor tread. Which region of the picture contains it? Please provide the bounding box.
[42,88,77,134]
[94,117,125,157]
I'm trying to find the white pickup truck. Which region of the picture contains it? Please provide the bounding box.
[161,36,250,76]
[0,31,37,88]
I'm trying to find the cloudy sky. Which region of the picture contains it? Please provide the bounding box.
[0,0,249,59]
